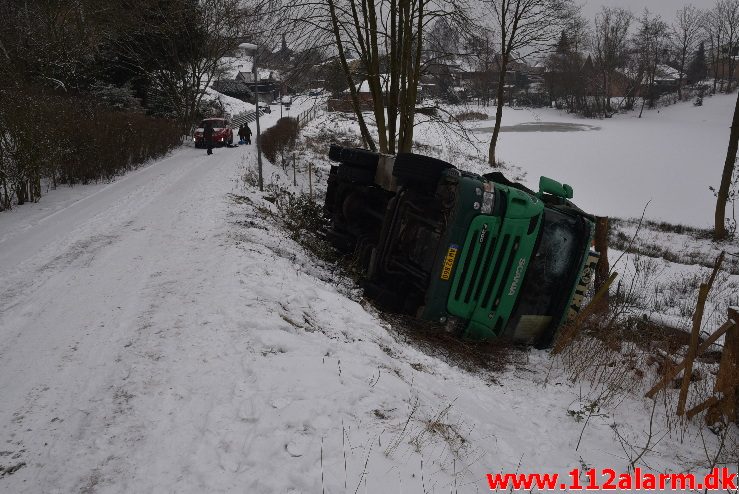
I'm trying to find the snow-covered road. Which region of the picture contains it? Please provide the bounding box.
[0,143,260,491]
[1,103,733,493]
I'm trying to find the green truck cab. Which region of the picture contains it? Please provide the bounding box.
[324,145,598,347]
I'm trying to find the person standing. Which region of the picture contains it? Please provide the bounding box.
[244,123,252,145]
[238,124,247,144]
[204,122,214,155]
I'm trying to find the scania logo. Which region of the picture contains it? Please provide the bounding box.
[507,258,527,296]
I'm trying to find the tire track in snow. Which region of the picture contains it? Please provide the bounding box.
[0,146,247,493]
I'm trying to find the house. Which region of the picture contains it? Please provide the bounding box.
[653,64,680,93]
[327,74,424,112]
[328,76,378,112]
[710,44,739,86]
[228,69,282,103]
[211,79,253,102]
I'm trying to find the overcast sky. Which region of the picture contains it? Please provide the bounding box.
[580,0,716,22]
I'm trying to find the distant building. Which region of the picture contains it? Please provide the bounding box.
[211,79,253,101]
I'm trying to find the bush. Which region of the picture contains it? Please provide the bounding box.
[0,84,181,210]
[455,111,489,121]
[259,117,299,168]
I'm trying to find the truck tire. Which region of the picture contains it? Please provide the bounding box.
[328,144,343,162]
[329,144,379,169]
[393,153,455,185]
[337,164,375,185]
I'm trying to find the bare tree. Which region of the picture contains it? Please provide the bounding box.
[0,0,114,89]
[634,10,670,114]
[112,0,261,132]
[722,0,739,92]
[704,2,724,93]
[546,29,593,115]
[715,90,739,239]
[459,27,498,105]
[704,0,739,94]
[282,0,476,154]
[485,0,575,165]
[425,17,473,104]
[671,4,704,100]
[591,7,632,116]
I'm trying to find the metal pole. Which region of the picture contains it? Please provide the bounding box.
[254,56,263,191]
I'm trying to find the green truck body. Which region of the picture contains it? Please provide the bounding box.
[324,146,598,347]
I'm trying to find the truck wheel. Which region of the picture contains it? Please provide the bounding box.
[393,153,455,185]
[324,166,340,215]
[329,144,379,169]
[328,144,343,162]
[337,164,375,185]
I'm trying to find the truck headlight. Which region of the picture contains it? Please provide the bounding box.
[481,190,494,214]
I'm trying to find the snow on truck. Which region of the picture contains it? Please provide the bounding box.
[324,145,599,348]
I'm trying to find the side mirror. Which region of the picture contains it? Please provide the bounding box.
[539,176,574,199]
[563,183,574,199]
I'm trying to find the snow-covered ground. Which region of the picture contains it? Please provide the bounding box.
[0,95,737,493]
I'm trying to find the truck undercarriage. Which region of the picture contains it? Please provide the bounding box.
[323,145,597,347]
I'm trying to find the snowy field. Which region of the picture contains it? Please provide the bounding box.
[411,93,736,228]
[0,93,737,493]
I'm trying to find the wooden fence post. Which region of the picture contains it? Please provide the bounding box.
[552,271,618,354]
[684,307,738,421]
[293,154,297,187]
[677,283,709,415]
[717,318,738,421]
[646,319,735,399]
[677,252,725,415]
[308,162,313,200]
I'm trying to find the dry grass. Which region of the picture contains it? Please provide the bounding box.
[554,257,734,431]
[378,313,527,383]
[609,218,739,275]
[304,128,362,157]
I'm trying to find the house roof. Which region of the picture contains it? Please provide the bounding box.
[355,74,390,93]
[655,64,680,81]
[236,69,280,82]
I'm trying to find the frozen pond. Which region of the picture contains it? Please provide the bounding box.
[475,121,601,133]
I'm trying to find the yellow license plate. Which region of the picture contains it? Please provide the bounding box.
[440,245,459,281]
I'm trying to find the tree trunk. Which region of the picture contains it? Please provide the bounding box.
[397,0,423,153]
[327,0,376,151]
[16,181,26,205]
[713,34,721,95]
[488,60,508,165]
[729,43,737,93]
[715,90,739,239]
[365,0,388,153]
[678,49,685,100]
[387,0,398,154]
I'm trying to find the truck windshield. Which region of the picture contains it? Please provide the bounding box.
[505,208,590,343]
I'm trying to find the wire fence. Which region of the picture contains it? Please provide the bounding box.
[231,101,321,130]
[296,103,322,128]
[230,109,261,128]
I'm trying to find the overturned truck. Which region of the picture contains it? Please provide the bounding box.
[324,145,598,348]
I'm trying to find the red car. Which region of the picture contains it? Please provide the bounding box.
[193,118,233,148]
